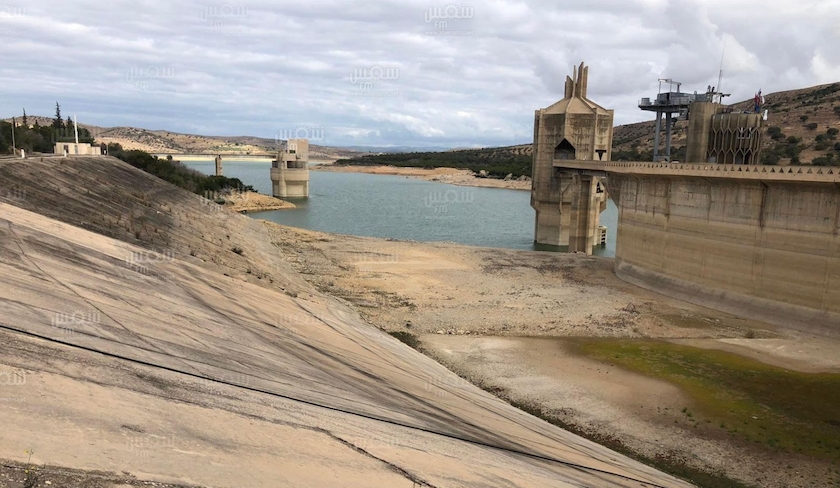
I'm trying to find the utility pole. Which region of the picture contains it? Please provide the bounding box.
[74,114,79,144]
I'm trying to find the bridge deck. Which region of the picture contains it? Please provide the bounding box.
[553,160,840,183]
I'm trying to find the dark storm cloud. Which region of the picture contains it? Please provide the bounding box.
[1,0,837,147]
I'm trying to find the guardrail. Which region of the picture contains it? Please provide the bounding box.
[553,160,840,183]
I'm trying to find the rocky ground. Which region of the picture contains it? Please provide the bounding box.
[221,190,295,213]
[263,223,840,488]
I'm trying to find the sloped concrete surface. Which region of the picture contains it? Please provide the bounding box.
[0,157,693,487]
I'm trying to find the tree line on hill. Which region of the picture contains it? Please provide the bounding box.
[0,103,95,154]
[106,143,254,196]
[335,146,532,178]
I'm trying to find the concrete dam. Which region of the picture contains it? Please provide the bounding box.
[533,63,840,333]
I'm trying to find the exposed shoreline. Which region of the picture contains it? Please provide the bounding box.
[312,163,532,191]
[223,190,296,212]
[264,222,840,488]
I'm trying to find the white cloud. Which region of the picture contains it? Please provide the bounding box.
[0,0,837,147]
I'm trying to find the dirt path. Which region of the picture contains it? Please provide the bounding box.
[263,222,840,488]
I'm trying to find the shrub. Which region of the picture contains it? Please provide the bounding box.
[815,141,830,151]
[806,123,818,131]
[800,115,809,122]
[767,126,784,140]
[812,154,836,166]
[828,127,839,138]
[787,136,801,145]
[761,150,780,166]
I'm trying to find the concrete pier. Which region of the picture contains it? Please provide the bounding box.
[531,62,611,253]
[271,139,310,198]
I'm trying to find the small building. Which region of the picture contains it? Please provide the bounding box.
[271,139,310,198]
[55,142,102,156]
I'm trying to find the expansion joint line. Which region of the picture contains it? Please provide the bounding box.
[0,323,671,488]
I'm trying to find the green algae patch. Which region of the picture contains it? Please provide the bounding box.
[569,339,840,462]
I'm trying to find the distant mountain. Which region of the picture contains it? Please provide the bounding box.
[1,118,366,161]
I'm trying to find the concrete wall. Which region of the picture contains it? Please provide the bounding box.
[270,168,309,198]
[610,174,840,334]
[54,143,101,156]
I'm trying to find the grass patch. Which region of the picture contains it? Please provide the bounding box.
[502,396,755,488]
[569,339,840,462]
[388,331,420,349]
[445,374,754,488]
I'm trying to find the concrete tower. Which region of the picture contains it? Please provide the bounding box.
[271,139,310,198]
[531,62,613,249]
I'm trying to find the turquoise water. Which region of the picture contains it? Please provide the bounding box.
[185,160,617,256]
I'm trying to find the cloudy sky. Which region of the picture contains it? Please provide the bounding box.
[2,0,839,148]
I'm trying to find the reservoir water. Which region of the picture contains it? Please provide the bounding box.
[185,160,617,257]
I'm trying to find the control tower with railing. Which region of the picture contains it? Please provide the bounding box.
[271,139,310,198]
[640,79,764,164]
[638,79,712,162]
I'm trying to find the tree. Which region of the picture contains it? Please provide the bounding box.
[22,108,27,126]
[53,102,63,129]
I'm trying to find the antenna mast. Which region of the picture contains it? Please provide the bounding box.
[717,36,727,104]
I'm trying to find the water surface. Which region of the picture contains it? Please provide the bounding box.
[185,160,616,256]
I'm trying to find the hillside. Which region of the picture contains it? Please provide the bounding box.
[335,144,534,178]
[337,82,840,172]
[611,82,840,165]
[1,116,363,161]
